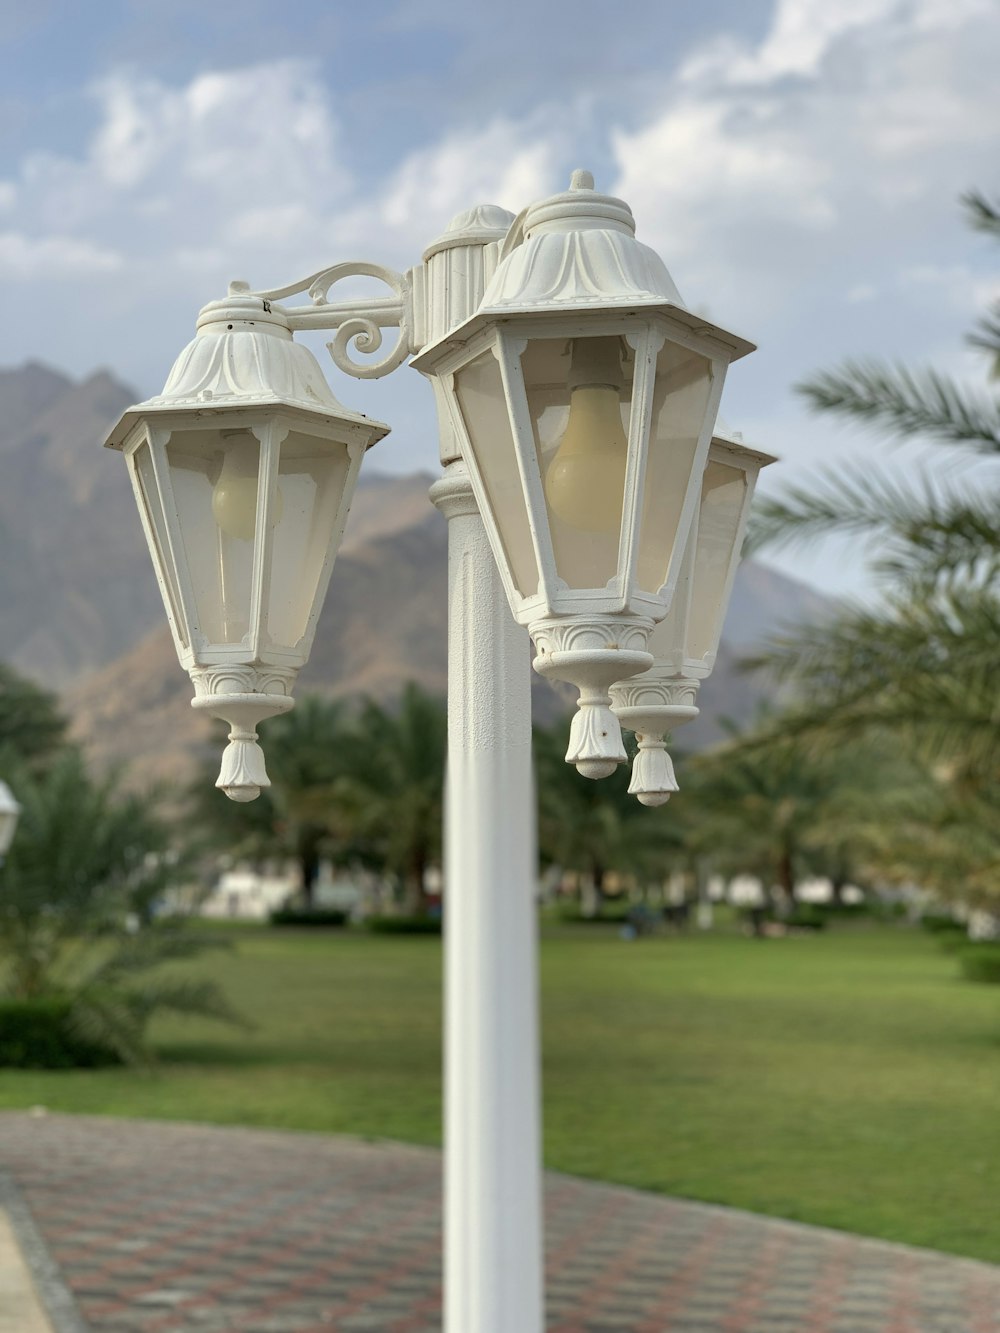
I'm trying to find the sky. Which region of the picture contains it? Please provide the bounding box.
[1,0,998,595]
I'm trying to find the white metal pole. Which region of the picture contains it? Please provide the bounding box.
[426,207,545,1333]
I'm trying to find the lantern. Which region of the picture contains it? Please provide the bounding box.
[610,428,774,804]
[0,781,20,858]
[411,172,754,778]
[105,289,389,801]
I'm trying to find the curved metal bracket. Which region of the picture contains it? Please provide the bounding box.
[235,260,412,381]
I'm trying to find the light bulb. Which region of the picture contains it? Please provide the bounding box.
[212,435,261,541]
[211,434,284,540]
[544,340,627,533]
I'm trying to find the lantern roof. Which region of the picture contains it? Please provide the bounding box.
[105,288,389,452]
[411,171,755,373]
[711,418,778,469]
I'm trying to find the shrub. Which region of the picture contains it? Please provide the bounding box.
[365,915,441,935]
[821,901,885,922]
[921,912,966,935]
[958,945,1000,985]
[0,997,121,1069]
[269,908,348,928]
[786,906,827,931]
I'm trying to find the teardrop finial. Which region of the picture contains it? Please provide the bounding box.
[216,722,270,802]
[628,735,679,807]
[566,691,628,780]
[569,169,595,192]
[190,687,295,802]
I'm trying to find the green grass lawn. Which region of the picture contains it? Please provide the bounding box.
[1,922,998,1261]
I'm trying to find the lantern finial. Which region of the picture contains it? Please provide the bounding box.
[192,690,294,802]
[217,725,270,802]
[629,735,680,807]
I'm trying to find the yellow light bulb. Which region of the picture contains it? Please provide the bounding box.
[211,434,284,541]
[544,383,628,533]
[212,436,260,541]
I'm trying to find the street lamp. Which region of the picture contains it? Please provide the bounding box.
[106,171,761,1333]
[0,781,20,861]
[610,426,774,804]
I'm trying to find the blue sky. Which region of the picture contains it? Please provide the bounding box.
[1,0,998,594]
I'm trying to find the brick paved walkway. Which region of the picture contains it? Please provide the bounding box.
[0,1112,998,1332]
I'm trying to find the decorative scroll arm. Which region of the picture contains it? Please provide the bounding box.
[230,259,412,381]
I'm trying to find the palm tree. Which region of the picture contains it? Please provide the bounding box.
[686,722,928,910]
[0,748,242,1063]
[340,684,447,915]
[534,722,683,906]
[0,662,68,770]
[261,696,358,908]
[193,695,356,909]
[745,191,1000,900]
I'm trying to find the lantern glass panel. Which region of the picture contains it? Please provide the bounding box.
[132,439,189,650]
[646,535,693,669]
[522,335,633,591]
[267,430,351,649]
[687,459,747,661]
[454,350,539,598]
[635,342,714,596]
[166,429,260,646]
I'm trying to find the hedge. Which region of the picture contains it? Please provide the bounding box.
[365,915,442,935]
[0,997,121,1069]
[269,908,349,928]
[958,945,1000,986]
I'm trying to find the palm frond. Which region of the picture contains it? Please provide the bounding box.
[962,190,1000,239]
[748,461,1000,588]
[76,928,232,990]
[797,360,1000,453]
[744,588,1000,787]
[968,306,1000,379]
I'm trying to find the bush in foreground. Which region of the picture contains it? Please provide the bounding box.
[958,944,1000,985]
[269,908,348,928]
[365,915,441,936]
[0,997,120,1069]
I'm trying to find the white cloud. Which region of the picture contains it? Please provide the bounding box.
[378,121,560,238]
[846,284,876,304]
[681,0,900,85]
[89,64,347,197]
[0,231,122,278]
[611,0,1000,331]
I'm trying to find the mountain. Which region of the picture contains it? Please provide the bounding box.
[0,363,159,686]
[0,362,830,786]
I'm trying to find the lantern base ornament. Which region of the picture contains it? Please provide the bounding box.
[610,675,701,806]
[530,617,653,779]
[190,667,297,801]
[191,694,295,801]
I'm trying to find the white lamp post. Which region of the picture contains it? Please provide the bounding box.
[610,426,775,804]
[0,781,20,861]
[106,171,761,1333]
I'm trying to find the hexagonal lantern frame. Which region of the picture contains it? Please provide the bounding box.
[105,292,389,800]
[610,427,775,804]
[411,172,754,777]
